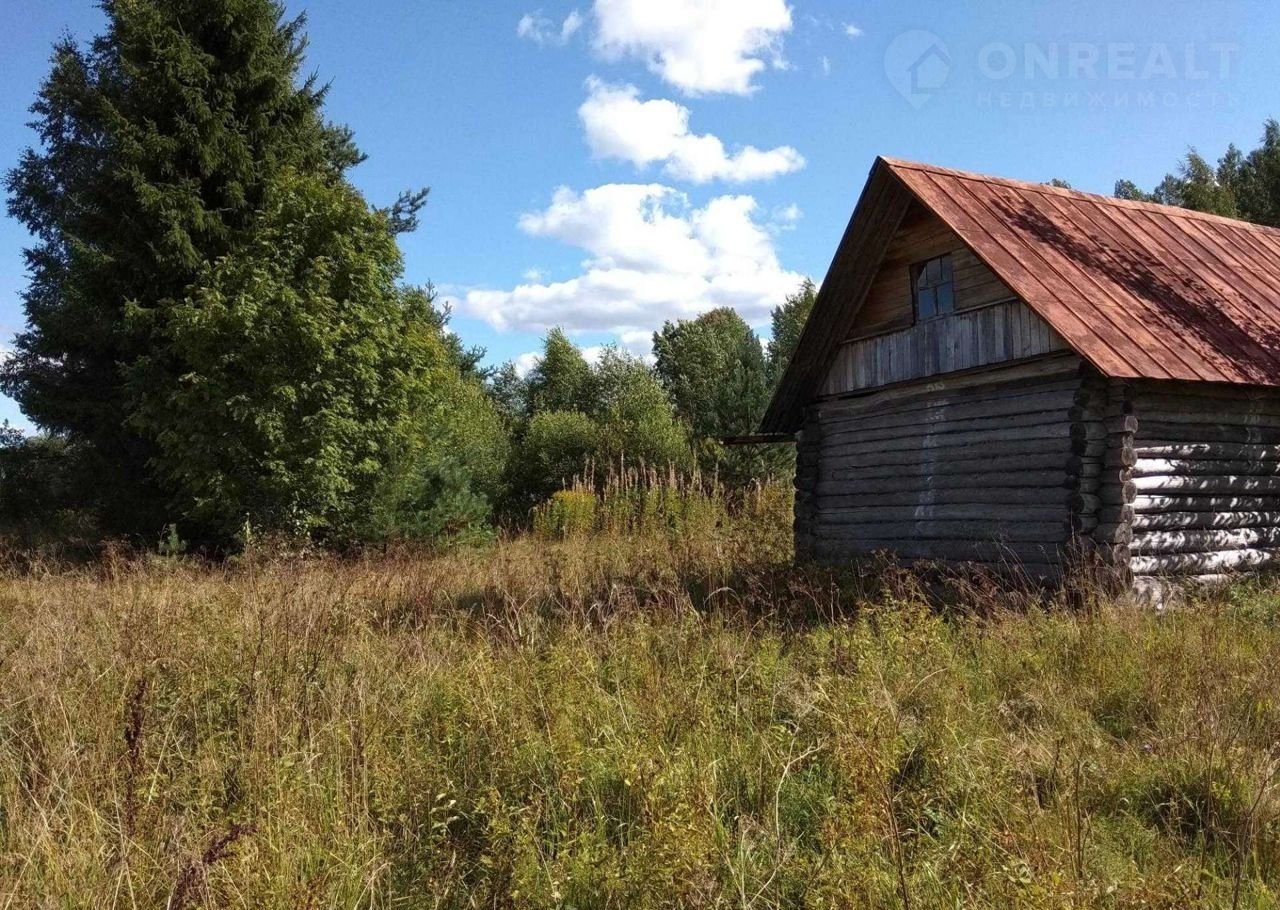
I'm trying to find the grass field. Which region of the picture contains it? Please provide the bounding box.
[0,505,1278,908]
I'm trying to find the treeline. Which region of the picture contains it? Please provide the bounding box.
[1116,119,1280,226]
[493,293,813,512]
[0,0,814,553]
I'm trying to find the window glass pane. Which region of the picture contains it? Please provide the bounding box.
[912,255,958,321]
[935,282,954,315]
[917,287,936,320]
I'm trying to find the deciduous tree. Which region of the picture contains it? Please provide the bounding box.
[767,279,817,387]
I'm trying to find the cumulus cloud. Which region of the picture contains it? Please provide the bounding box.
[517,9,583,46]
[578,78,804,183]
[464,183,804,337]
[616,329,654,355]
[592,0,793,95]
[843,22,864,38]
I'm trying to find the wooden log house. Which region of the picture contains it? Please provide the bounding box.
[761,158,1280,594]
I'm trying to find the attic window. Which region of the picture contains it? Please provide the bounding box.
[912,254,955,322]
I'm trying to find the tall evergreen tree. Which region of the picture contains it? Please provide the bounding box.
[5,0,430,542]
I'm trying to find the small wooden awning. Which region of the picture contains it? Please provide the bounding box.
[719,433,794,446]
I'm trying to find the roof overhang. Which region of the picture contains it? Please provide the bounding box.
[760,158,914,434]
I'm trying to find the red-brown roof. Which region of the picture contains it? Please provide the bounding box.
[762,157,1280,433]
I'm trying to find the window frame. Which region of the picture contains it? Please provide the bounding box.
[910,253,956,324]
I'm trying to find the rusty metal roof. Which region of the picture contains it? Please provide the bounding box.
[762,156,1280,433]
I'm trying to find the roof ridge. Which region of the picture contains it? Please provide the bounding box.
[879,156,1280,237]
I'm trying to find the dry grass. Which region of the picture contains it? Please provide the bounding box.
[0,514,1278,908]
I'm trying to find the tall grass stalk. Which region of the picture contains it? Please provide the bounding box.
[531,458,791,546]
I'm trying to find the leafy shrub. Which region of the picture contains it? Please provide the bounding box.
[532,490,597,538]
[0,430,98,555]
[521,411,600,502]
[361,317,510,545]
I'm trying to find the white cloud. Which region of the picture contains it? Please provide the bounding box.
[578,78,804,183]
[518,9,583,46]
[464,183,804,337]
[617,329,654,355]
[561,9,585,40]
[592,0,793,95]
[516,13,546,41]
[843,22,864,38]
[523,267,547,282]
[820,55,831,76]
[770,202,802,231]
[513,351,543,377]
[579,344,610,365]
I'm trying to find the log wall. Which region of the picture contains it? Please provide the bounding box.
[1124,381,1280,589]
[799,356,1086,576]
[797,364,1280,593]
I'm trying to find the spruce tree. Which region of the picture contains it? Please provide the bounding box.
[5,0,429,543]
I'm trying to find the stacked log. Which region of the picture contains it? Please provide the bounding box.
[1067,374,1107,533]
[1085,380,1137,591]
[808,360,1083,576]
[1127,382,1280,586]
[793,408,821,560]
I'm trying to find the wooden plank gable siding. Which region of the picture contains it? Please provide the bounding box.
[850,204,1016,339]
[822,299,1069,396]
[795,357,1088,576]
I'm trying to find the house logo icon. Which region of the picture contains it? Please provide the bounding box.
[885,31,951,108]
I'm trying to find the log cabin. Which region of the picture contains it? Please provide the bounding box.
[761,157,1280,596]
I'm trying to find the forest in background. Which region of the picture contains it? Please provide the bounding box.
[2,0,1280,558]
[0,0,818,556]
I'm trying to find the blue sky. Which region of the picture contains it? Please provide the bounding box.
[2,0,1278,431]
